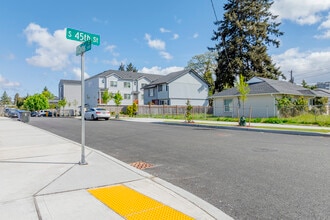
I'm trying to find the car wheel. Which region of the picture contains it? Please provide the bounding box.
[105,118,109,120]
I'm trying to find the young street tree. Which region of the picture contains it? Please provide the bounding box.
[210,0,284,92]
[235,74,250,116]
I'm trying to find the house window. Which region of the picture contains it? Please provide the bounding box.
[141,83,147,89]
[110,81,117,87]
[124,82,131,88]
[224,99,233,112]
[166,85,169,91]
[158,85,163,92]
[160,100,168,105]
[149,88,154,97]
[124,94,131,100]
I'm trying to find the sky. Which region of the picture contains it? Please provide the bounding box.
[1,0,330,99]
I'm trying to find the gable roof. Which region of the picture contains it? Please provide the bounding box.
[212,77,321,98]
[314,88,330,97]
[87,69,163,82]
[143,69,207,88]
[59,79,81,85]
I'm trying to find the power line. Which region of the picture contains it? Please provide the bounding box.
[210,0,219,22]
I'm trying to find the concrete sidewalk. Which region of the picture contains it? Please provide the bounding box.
[0,117,232,220]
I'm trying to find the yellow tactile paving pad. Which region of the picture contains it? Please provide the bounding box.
[88,185,194,220]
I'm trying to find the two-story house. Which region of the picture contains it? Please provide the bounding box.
[143,69,209,106]
[84,70,162,107]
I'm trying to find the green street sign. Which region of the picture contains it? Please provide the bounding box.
[76,40,92,56]
[66,28,100,46]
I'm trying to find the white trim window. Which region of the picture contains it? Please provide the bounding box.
[224,99,233,112]
[158,85,163,92]
[124,94,131,100]
[124,82,131,88]
[149,88,154,97]
[110,81,117,87]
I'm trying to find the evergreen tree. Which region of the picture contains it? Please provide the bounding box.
[118,63,125,71]
[42,87,54,100]
[118,62,138,72]
[126,62,138,72]
[210,0,284,92]
[0,91,11,105]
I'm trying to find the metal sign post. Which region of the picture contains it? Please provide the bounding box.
[79,52,87,165]
[66,28,100,165]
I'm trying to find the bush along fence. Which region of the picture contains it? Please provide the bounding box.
[213,104,330,119]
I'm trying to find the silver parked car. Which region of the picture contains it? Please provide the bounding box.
[84,108,110,120]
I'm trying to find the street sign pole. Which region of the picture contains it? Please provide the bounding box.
[66,28,100,165]
[79,52,87,165]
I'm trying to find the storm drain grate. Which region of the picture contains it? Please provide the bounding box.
[130,161,154,170]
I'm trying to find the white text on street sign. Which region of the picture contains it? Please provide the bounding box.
[76,40,92,56]
[66,28,100,46]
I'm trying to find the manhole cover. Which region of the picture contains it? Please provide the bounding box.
[130,161,154,170]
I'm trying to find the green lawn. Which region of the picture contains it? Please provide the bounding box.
[136,113,330,127]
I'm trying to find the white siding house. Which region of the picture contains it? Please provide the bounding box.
[58,80,81,110]
[84,70,162,107]
[143,69,209,106]
[212,77,327,118]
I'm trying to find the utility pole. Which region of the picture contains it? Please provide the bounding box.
[289,70,294,83]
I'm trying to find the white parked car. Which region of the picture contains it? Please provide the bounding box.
[84,108,110,120]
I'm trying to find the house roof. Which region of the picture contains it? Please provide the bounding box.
[143,69,207,88]
[212,77,323,98]
[59,79,81,85]
[314,88,330,98]
[87,69,163,82]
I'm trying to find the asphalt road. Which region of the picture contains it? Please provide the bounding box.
[28,117,330,219]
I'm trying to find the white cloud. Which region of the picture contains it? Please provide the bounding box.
[144,33,166,50]
[140,66,184,75]
[193,33,199,38]
[105,59,124,67]
[159,51,173,60]
[160,27,171,33]
[271,0,330,25]
[92,17,108,24]
[0,74,20,88]
[105,45,119,56]
[24,23,77,71]
[319,13,330,29]
[172,34,179,40]
[315,30,330,39]
[272,48,330,84]
[72,67,89,80]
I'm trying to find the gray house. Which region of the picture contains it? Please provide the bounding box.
[59,69,210,109]
[143,69,209,106]
[58,80,81,111]
[212,77,328,118]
